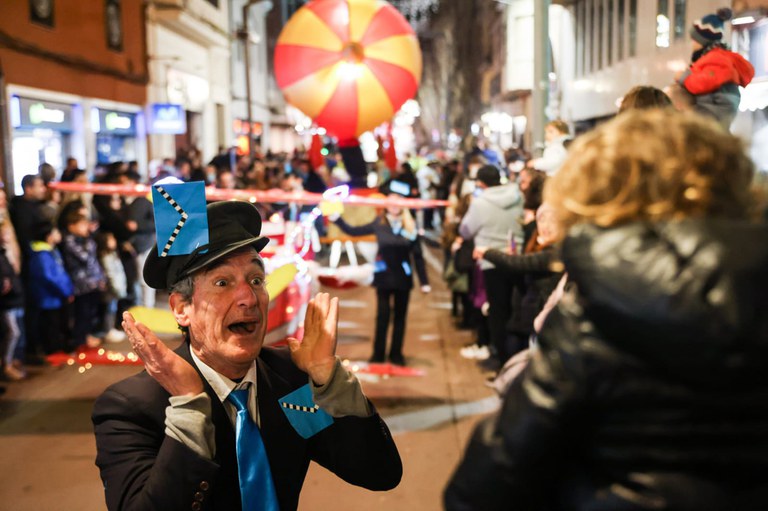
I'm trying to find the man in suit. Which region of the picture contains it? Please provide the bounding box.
[92,200,402,511]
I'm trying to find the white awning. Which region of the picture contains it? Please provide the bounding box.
[739,79,768,112]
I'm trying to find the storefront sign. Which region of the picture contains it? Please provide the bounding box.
[13,96,74,131]
[148,103,186,134]
[93,108,136,135]
[233,119,263,136]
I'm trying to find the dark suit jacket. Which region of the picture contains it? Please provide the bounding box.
[334,216,428,291]
[92,343,402,511]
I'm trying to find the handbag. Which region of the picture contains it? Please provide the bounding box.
[453,238,475,273]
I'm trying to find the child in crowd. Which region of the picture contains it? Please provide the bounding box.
[60,211,107,350]
[528,120,570,175]
[27,222,74,354]
[0,221,25,380]
[332,190,430,366]
[95,231,127,344]
[676,7,754,129]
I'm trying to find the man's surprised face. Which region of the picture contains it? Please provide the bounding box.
[176,249,269,379]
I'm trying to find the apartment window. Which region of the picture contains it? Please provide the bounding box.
[581,0,589,76]
[656,0,670,48]
[629,0,637,57]
[575,1,583,76]
[598,0,604,69]
[105,0,123,52]
[590,0,596,72]
[607,0,614,66]
[618,0,625,60]
[30,0,55,27]
[674,0,686,40]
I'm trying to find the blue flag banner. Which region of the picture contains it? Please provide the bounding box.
[278,384,333,439]
[151,178,209,257]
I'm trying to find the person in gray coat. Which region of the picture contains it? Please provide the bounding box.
[459,166,524,364]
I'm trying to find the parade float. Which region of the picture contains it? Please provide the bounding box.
[44,0,437,376]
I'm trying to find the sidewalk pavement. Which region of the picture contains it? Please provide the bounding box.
[0,247,497,511]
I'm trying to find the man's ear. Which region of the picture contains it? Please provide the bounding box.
[169,292,191,327]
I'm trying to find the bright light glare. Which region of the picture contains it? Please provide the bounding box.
[336,61,364,80]
[732,16,755,25]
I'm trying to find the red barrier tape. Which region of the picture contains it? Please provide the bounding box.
[48,182,450,209]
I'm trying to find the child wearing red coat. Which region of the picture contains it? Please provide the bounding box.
[677,7,754,130]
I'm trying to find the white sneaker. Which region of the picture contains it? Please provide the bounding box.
[105,328,127,344]
[460,344,481,359]
[474,345,491,360]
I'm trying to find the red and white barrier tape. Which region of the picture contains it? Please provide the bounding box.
[48,182,449,209]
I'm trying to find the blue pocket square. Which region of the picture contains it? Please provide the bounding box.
[278,384,333,439]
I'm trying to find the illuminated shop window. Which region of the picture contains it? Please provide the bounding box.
[656,0,670,48]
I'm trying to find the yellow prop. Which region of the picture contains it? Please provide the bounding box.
[127,264,299,335]
[319,200,345,218]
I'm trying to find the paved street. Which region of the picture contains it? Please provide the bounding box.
[0,248,498,511]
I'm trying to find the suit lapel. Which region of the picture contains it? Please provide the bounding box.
[175,342,240,505]
[257,355,310,504]
[176,343,309,509]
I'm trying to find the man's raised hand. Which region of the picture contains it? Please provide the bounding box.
[287,293,339,386]
[122,312,203,397]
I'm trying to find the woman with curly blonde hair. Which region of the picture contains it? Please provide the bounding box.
[446,109,768,510]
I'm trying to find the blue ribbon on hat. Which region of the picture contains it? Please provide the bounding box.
[151,178,209,257]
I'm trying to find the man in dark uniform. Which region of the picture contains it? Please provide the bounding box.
[92,200,401,511]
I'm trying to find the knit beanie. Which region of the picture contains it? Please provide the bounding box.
[690,7,732,45]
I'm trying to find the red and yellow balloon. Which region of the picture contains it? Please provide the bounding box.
[275,0,422,141]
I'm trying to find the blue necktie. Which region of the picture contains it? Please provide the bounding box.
[227,388,280,511]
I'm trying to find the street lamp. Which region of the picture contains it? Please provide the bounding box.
[238,0,273,160]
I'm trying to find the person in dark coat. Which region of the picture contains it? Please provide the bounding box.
[9,174,55,363]
[474,202,563,356]
[93,201,401,511]
[445,110,768,510]
[9,174,53,259]
[333,193,430,365]
[123,170,156,308]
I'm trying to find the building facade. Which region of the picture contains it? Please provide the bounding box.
[0,0,148,193]
[144,0,232,167]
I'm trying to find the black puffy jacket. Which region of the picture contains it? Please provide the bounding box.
[445,219,768,511]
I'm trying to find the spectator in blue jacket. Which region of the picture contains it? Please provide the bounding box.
[27,222,74,354]
[60,210,106,350]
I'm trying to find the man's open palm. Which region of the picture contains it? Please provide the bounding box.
[287,293,339,385]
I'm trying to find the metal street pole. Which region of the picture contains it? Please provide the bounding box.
[240,0,272,160]
[532,0,550,156]
[0,59,12,193]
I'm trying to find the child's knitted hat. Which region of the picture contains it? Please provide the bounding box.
[691,7,732,45]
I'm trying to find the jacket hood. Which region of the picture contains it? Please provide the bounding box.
[713,47,755,87]
[729,50,755,87]
[479,184,521,210]
[562,219,768,381]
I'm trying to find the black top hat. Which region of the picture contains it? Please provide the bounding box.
[143,201,270,290]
